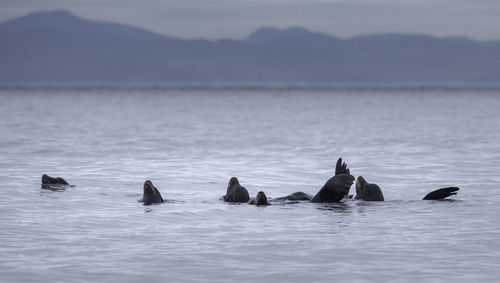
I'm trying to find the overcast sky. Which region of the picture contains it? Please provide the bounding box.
[1,0,500,40]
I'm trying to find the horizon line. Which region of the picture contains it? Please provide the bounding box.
[2,82,500,92]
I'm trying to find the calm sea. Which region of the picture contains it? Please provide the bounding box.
[0,88,499,282]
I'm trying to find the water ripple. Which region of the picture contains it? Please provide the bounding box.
[1,88,500,282]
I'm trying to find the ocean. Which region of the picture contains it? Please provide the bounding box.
[1,87,499,282]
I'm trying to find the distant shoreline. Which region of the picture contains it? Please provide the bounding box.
[3,11,500,86]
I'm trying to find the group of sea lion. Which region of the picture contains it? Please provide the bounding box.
[222,158,459,206]
[41,158,459,206]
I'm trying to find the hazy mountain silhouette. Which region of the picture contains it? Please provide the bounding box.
[1,10,499,85]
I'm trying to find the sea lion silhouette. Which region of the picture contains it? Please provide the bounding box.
[140,180,164,205]
[249,191,270,206]
[223,177,250,203]
[355,176,384,201]
[41,174,69,185]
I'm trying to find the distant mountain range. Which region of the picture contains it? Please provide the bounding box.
[1,10,500,86]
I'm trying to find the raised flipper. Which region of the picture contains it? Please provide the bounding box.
[313,158,354,203]
[423,187,459,200]
[335,158,350,175]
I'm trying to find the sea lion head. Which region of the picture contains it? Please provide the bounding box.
[355,176,384,201]
[141,180,164,204]
[143,180,155,194]
[228,177,240,189]
[254,191,270,206]
[356,176,367,196]
[41,174,51,184]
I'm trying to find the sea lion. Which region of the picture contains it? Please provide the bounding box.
[249,191,270,206]
[272,192,313,202]
[423,187,459,200]
[41,174,69,185]
[311,158,355,203]
[355,176,384,201]
[224,177,250,203]
[140,180,164,204]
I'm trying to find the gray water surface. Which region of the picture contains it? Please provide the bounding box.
[1,88,499,282]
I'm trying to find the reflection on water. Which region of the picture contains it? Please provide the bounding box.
[1,88,500,282]
[40,184,73,191]
[315,202,352,213]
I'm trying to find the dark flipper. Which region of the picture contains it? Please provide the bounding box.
[335,158,350,176]
[311,174,355,203]
[312,157,354,203]
[423,187,459,200]
[335,158,342,175]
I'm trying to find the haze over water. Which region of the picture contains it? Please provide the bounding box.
[1,88,499,282]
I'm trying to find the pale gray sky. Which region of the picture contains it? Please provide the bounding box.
[1,0,499,40]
